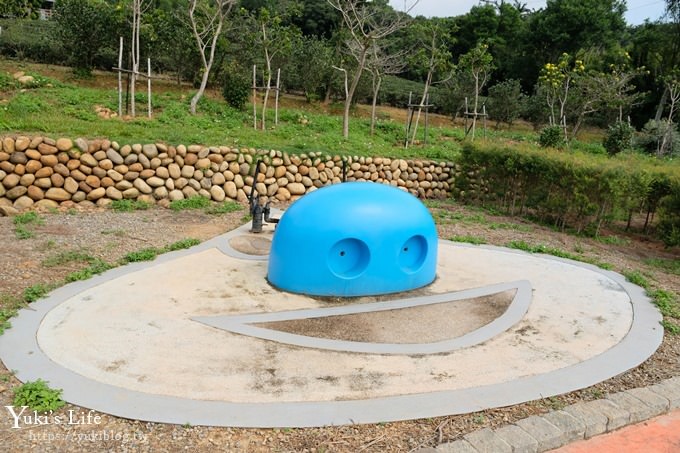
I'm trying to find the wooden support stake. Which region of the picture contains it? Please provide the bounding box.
[252,65,257,130]
[275,68,281,126]
[147,58,152,118]
[117,37,123,117]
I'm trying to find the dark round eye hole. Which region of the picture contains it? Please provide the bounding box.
[340,251,346,257]
[403,247,409,252]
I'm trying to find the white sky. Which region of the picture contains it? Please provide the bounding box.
[388,0,668,25]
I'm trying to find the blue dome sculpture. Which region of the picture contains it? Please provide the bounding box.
[267,182,438,297]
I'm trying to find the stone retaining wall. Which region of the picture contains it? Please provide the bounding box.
[0,136,456,211]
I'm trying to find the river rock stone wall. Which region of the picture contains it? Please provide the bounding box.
[0,136,455,211]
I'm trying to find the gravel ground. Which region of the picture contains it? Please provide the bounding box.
[0,201,678,452]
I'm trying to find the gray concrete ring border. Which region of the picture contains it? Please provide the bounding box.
[0,234,664,428]
[194,279,532,355]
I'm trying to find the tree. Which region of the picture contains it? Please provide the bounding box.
[0,0,42,18]
[458,42,494,141]
[52,0,114,75]
[365,41,407,135]
[406,18,453,145]
[538,52,584,139]
[487,79,524,128]
[188,0,236,114]
[659,72,680,156]
[327,0,417,138]
[129,0,152,117]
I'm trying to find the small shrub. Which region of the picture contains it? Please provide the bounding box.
[603,121,635,156]
[13,379,65,413]
[221,69,250,110]
[538,125,565,148]
[23,284,51,303]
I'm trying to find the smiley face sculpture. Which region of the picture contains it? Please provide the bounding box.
[267,182,438,297]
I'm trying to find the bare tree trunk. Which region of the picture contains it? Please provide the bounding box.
[189,0,233,115]
[261,23,271,130]
[341,50,367,139]
[370,71,381,135]
[471,75,479,140]
[411,71,432,144]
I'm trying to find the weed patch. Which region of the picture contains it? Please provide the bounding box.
[42,250,95,268]
[206,200,243,215]
[644,258,680,276]
[111,199,151,212]
[13,379,65,413]
[64,259,113,282]
[450,235,487,245]
[170,196,211,211]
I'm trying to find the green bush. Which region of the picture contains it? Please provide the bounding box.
[603,121,634,156]
[13,379,65,413]
[538,125,565,148]
[221,69,251,110]
[455,142,680,238]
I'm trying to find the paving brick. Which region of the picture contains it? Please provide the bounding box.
[463,427,512,453]
[583,399,630,431]
[607,391,657,423]
[563,402,608,438]
[541,410,586,443]
[515,415,565,451]
[648,377,680,410]
[494,424,538,453]
[436,439,478,453]
[626,387,670,415]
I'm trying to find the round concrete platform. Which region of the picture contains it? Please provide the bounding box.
[0,221,663,427]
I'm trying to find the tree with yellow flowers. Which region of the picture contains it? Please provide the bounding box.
[538,53,585,141]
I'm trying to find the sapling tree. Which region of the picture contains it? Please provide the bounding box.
[458,42,494,141]
[327,0,419,138]
[188,0,236,114]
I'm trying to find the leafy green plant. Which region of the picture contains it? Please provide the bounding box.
[111,199,151,212]
[649,289,680,318]
[662,320,680,335]
[166,238,201,251]
[205,200,243,215]
[14,225,34,240]
[450,235,487,245]
[13,212,44,239]
[42,250,95,268]
[13,379,65,413]
[122,248,160,263]
[0,308,18,335]
[23,284,52,303]
[221,68,250,110]
[538,125,565,148]
[623,269,650,289]
[644,258,680,275]
[169,196,211,211]
[64,259,113,282]
[13,212,43,225]
[603,121,634,156]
